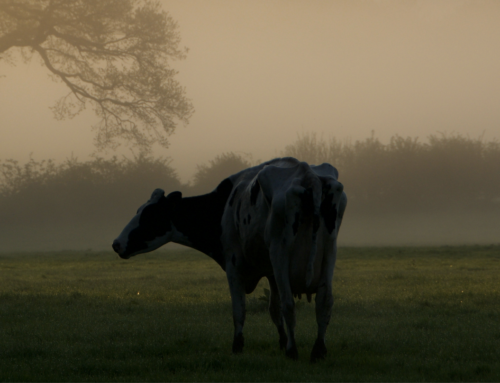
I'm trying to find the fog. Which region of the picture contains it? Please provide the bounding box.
[1,0,499,250]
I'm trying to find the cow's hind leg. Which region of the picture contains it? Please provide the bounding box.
[226,261,246,354]
[311,241,336,363]
[311,281,333,362]
[270,242,298,359]
[267,275,287,350]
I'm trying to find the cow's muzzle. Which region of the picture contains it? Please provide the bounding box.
[112,240,130,259]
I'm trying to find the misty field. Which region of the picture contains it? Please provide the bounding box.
[1,246,499,382]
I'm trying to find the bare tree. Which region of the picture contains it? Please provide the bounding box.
[0,0,194,152]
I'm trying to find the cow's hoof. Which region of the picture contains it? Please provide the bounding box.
[310,338,327,363]
[285,345,299,360]
[278,329,288,350]
[232,333,244,354]
[279,335,288,350]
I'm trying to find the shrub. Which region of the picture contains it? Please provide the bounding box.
[0,155,182,225]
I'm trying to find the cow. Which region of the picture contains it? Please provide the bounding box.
[112,157,347,362]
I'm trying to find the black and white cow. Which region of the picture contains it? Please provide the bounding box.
[112,157,347,361]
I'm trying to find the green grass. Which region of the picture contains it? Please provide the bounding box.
[0,245,499,381]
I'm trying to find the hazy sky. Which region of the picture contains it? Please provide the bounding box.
[1,0,499,182]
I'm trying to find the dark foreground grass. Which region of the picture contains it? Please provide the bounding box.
[0,245,499,381]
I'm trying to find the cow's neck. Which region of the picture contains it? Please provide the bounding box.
[170,192,227,270]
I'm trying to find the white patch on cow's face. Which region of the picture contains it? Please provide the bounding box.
[115,212,141,246]
[113,202,149,258]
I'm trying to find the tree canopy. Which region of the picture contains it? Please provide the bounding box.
[0,0,194,152]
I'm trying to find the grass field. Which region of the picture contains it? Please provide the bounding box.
[1,245,499,381]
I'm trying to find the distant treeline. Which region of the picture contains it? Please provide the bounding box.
[0,152,252,226]
[283,132,500,214]
[0,133,499,229]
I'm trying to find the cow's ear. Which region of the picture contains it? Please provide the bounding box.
[166,191,182,202]
[150,188,165,202]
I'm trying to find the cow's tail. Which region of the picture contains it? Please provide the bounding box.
[305,174,322,289]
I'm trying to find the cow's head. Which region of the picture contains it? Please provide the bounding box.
[112,189,182,259]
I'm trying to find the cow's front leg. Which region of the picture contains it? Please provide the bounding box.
[226,259,246,354]
[267,275,288,350]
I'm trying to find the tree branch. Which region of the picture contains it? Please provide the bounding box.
[1,0,194,151]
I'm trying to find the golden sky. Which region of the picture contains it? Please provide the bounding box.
[1,0,499,181]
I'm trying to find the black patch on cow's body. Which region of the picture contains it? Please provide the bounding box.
[320,193,337,234]
[165,178,233,270]
[247,214,251,225]
[299,187,315,214]
[292,212,300,236]
[243,218,247,225]
[250,180,260,205]
[231,254,236,267]
[313,214,320,233]
[322,182,331,195]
